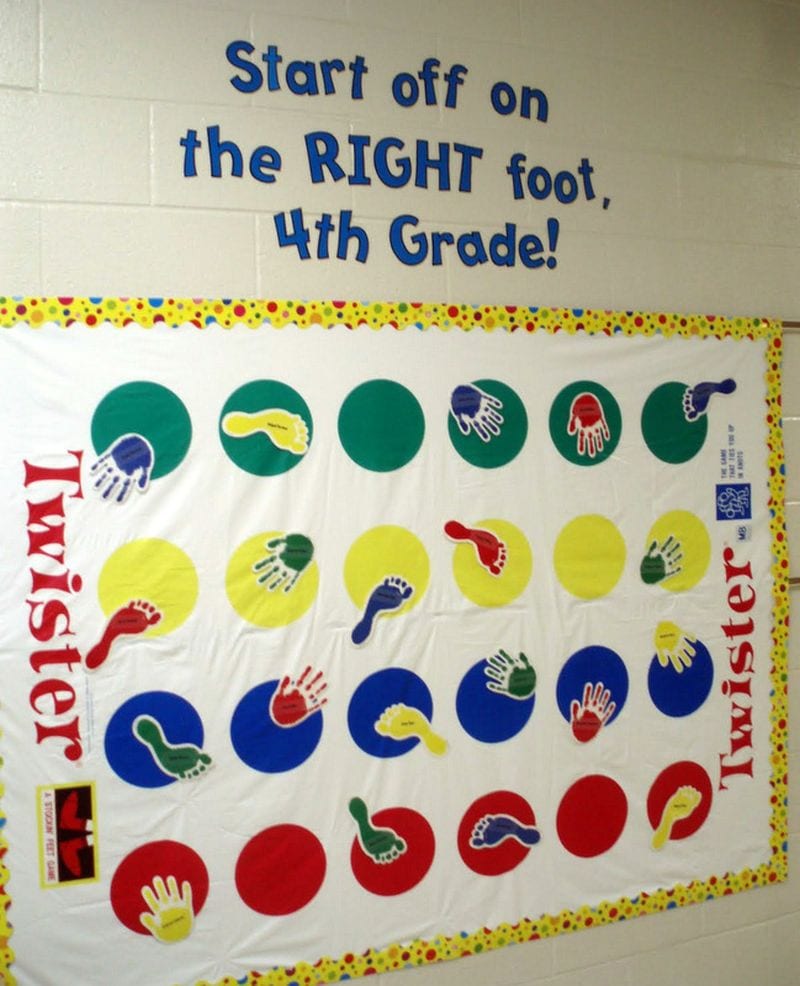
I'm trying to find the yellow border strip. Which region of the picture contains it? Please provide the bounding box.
[0,730,12,986]
[0,298,787,986]
[0,295,777,339]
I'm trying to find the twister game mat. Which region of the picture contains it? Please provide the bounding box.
[0,300,788,986]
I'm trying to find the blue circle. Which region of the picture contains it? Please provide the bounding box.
[348,668,433,758]
[456,659,535,743]
[648,638,713,717]
[104,691,204,789]
[555,646,628,725]
[230,680,323,773]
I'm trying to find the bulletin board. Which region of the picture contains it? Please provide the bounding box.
[0,298,788,986]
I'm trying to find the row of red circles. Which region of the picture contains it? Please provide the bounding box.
[111,764,711,934]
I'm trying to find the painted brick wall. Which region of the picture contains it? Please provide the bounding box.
[1,1,798,983]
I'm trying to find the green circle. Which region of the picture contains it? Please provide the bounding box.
[219,380,313,476]
[338,379,424,472]
[549,381,621,465]
[91,381,191,479]
[641,382,707,464]
[447,379,528,468]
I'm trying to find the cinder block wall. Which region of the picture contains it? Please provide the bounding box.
[1,1,799,983]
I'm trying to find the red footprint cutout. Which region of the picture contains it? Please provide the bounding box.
[85,599,162,671]
[444,520,507,576]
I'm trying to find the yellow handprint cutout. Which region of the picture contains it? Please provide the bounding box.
[654,621,697,674]
[222,408,309,455]
[375,703,447,756]
[651,785,702,849]
[139,875,194,944]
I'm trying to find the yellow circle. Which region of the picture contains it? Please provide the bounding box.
[451,519,532,607]
[553,515,625,600]
[343,526,429,614]
[226,531,319,628]
[97,538,198,637]
[644,510,710,592]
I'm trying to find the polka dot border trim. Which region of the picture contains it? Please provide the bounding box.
[0,296,778,340]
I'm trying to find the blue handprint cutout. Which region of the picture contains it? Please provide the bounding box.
[450,384,504,443]
[682,378,736,422]
[90,433,154,504]
[469,813,540,850]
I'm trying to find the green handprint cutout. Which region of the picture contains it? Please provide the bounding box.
[348,797,407,864]
[484,650,536,700]
[640,535,683,584]
[253,532,314,592]
[133,715,212,780]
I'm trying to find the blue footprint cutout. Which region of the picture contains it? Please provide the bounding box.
[682,378,736,421]
[469,813,540,849]
[352,576,414,645]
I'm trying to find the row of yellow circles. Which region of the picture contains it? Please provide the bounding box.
[96,512,710,633]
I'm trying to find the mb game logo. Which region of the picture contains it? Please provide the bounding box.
[37,783,98,888]
[716,483,751,522]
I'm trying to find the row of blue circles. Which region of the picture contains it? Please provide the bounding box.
[105,646,713,787]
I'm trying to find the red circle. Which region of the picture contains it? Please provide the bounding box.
[556,775,628,857]
[236,824,326,915]
[350,807,435,896]
[109,840,209,935]
[457,791,537,876]
[646,761,712,841]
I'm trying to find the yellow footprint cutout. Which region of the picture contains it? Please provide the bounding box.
[652,785,702,849]
[374,703,447,756]
[222,408,309,455]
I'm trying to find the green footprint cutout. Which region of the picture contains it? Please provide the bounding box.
[133,715,212,780]
[348,797,406,864]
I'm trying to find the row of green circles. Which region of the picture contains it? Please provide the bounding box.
[92,377,709,479]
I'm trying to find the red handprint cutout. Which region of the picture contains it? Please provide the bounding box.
[567,392,610,458]
[269,667,328,728]
[570,682,616,743]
